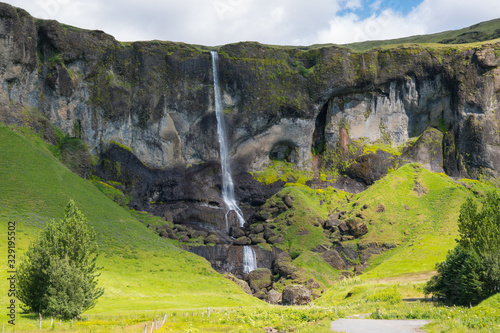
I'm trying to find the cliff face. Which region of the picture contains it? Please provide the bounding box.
[1,2,500,178]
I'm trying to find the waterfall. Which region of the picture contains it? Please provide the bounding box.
[243,246,257,274]
[211,50,245,231]
[211,51,256,274]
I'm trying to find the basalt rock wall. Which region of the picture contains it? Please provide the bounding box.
[1,3,500,179]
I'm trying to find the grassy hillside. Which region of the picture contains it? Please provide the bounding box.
[251,161,490,295]
[345,164,470,279]
[343,18,500,51]
[0,125,262,328]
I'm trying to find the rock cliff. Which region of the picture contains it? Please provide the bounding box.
[1,3,500,180]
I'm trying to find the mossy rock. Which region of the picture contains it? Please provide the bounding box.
[248,268,272,292]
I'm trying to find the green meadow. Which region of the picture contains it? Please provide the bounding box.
[1,123,499,332]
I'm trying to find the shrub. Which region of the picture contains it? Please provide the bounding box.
[17,200,104,318]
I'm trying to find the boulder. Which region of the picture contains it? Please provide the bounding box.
[273,252,296,278]
[321,249,346,270]
[254,211,271,221]
[267,235,284,244]
[250,224,265,234]
[346,150,398,185]
[282,285,312,305]
[283,195,293,208]
[267,289,282,305]
[192,230,208,238]
[179,235,190,242]
[248,268,272,292]
[338,222,349,233]
[204,234,219,244]
[346,218,368,237]
[376,204,386,213]
[230,226,246,238]
[225,274,252,295]
[254,289,269,300]
[324,218,341,230]
[250,234,266,244]
[264,228,277,240]
[311,244,329,253]
[233,236,251,245]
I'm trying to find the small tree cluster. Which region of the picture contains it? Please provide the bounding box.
[425,191,500,305]
[17,200,104,318]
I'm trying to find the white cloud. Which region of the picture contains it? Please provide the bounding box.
[3,0,500,46]
[342,0,362,11]
[370,0,382,11]
[317,0,500,45]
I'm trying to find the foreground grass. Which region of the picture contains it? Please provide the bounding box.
[4,283,499,332]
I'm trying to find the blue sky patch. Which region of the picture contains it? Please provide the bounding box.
[340,0,424,19]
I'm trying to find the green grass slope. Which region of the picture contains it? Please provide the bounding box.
[343,18,500,51]
[0,126,262,325]
[338,163,472,279]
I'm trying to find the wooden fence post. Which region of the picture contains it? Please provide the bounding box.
[143,323,147,333]
[39,313,42,329]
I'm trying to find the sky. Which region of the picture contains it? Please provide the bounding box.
[5,0,500,46]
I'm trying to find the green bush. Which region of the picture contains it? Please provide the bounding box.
[425,191,500,305]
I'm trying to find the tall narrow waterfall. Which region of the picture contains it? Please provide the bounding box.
[211,51,256,274]
[211,51,245,231]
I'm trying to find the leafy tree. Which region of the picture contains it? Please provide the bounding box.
[425,191,500,305]
[17,200,104,318]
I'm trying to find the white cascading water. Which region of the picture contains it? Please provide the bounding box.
[211,51,257,273]
[243,245,258,274]
[211,50,246,231]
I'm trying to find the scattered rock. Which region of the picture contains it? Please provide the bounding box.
[282,285,312,305]
[230,226,245,238]
[324,218,341,230]
[267,289,282,305]
[403,204,410,210]
[376,204,386,213]
[250,233,266,244]
[192,230,208,238]
[311,244,329,253]
[204,234,219,244]
[274,252,296,278]
[233,236,251,245]
[248,268,272,292]
[338,222,349,233]
[306,278,321,289]
[354,264,365,274]
[254,211,271,221]
[283,195,293,208]
[250,224,265,234]
[267,235,284,244]
[346,219,368,237]
[321,249,346,270]
[264,228,277,240]
[225,274,252,295]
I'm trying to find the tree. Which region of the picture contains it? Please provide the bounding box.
[425,191,500,305]
[17,200,104,318]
